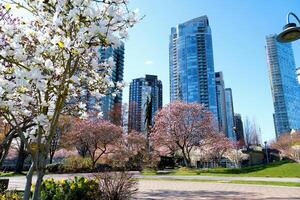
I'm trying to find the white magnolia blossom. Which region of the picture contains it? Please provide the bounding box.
[0,0,139,140]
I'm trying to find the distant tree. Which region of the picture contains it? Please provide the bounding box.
[244,117,261,146]
[106,131,147,169]
[224,149,249,168]
[109,103,122,126]
[151,101,215,167]
[271,132,300,163]
[203,133,234,164]
[65,120,123,168]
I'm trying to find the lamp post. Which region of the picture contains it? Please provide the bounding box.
[277,12,300,43]
[264,141,269,164]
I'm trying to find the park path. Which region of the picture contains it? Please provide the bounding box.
[2,173,300,199]
[137,180,300,200]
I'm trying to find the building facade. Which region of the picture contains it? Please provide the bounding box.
[215,72,228,135]
[225,88,235,140]
[128,75,163,133]
[98,44,125,123]
[297,67,300,84]
[266,35,300,137]
[169,16,218,118]
[234,113,245,146]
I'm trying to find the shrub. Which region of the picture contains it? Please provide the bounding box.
[46,163,63,173]
[40,172,137,200]
[95,172,138,200]
[0,191,22,200]
[40,177,98,200]
[63,156,93,173]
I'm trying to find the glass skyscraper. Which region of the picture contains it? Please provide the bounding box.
[128,75,163,133]
[225,88,235,140]
[79,43,124,121]
[215,72,228,135]
[169,16,218,118]
[266,35,300,137]
[98,44,125,122]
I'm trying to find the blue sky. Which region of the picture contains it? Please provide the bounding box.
[123,0,300,142]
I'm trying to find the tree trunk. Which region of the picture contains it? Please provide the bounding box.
[181,150,191,168]
[49,152,54,164]
[24,163,34,200]
[0,133,15,167]
[15,140,27,173]
[32,170,44,200]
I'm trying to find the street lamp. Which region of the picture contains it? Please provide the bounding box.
[277,12,300,43]
[264,141,269,164]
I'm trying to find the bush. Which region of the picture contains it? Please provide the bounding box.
[40,177,98,200]
[63,156,93,173]
[96,172,138,200]
[46,163,64,173]
[40,172,137,200]
[0,191,22,200]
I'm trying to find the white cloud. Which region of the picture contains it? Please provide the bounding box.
[144,60,153,65]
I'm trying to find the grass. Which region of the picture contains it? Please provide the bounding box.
[142,161,300,177]
[0,171,26,177]
[136,178,300,187]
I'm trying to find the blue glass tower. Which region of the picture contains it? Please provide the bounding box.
[266,35,300,137]
[225,88,235,140]
[169,16,218,118]
[128,75,163,133]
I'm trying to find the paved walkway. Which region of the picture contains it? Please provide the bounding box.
[137,180,300,200]
[2,173,300,199]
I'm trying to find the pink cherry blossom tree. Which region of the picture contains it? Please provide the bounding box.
[151,101,216,168]
[271,131,300,163]
[199,132,234,165]
[63,119,124,168]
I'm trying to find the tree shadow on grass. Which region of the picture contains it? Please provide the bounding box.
[137,189,300,200]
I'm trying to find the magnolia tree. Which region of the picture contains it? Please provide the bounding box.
[272,132,300,163]
[151,101,216,168]
[224,149,249,168]
[0,1,138,199]
[105,131,148,169]
[197,133,233,164]
[62,119,123,168]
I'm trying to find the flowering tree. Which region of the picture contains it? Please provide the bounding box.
[0,1,138,199]
[244,117,261,146]
[63,119,123,168]
[151,101,216,167]
[272,132,300,163]
[224,149,249,168]
[198,133,234,164]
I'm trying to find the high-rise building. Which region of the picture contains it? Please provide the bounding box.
[215,72,228,135]
[128,75,162,133]
[266,35,300,137]
[98,43,125,123]
[234,113,245,146]
[297,67,300,84]
[225,88,235,140]
[169,16,218,118]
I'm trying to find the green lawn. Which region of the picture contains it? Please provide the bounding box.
[0,172,26,177]
[142,161,300,178]
[135,178,300,187]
